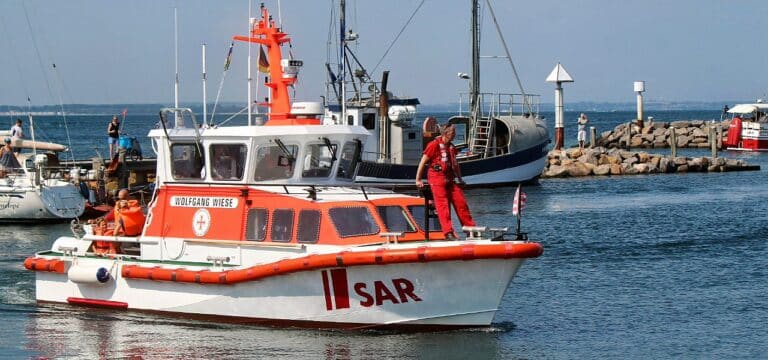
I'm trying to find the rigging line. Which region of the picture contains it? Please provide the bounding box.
[51,64,76,165]
[21,2,56,106]
[210,42,234,124]
[0,13,32,109]
[370,0,425,76]
[484,0,532,114]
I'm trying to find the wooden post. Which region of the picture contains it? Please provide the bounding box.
[670,127,677,158]
[717,124,723,150]
[590,126,596,148]
[626,122,632,150]
[710,123,717,158]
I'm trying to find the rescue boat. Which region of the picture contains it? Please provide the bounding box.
[722,102,768,151]
[25,5,542,329]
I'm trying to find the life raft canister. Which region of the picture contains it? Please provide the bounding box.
[724,117,742,147]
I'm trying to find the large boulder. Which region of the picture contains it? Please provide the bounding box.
[593,164,611,176]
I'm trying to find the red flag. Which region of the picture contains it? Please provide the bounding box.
[121,109,127,118]
[512,185,527,216]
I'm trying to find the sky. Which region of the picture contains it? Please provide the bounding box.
[0,0,767,108]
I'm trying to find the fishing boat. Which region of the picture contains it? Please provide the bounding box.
[0,135,85,222]
[24,4,542,330]
[322,0,549,187]
[722,102,768,151]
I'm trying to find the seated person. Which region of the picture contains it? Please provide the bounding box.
[211,147,239,180]
[0,137,21,172]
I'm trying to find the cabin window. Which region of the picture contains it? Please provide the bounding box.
[376,206,416,233]
[297,210,321,244]
[329,206,379,237]
[336,141,360,179]
[362,113,376,130]
[245,208,268,241]
[302,143,337,178]
[271,209,294,242]
[407,205,442,232]
[254,144,297,181]
[210,143,247,181]
[171,144,204,180]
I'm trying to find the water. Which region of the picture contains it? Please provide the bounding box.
[2,110,767,359]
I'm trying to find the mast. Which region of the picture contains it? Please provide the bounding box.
[470,0,480,119]
[340,0,347,122]
[202,43,208,124]
[233,4,316,125]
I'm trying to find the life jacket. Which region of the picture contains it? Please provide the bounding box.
[114,200,146,236]
[427,137,458,178]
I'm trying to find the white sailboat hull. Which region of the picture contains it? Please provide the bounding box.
[0,176,84,221]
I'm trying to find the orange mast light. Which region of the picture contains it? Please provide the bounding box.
[233,5,319,126]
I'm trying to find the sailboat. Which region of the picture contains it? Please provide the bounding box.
[322,0,549,187]
[0,118,85,222]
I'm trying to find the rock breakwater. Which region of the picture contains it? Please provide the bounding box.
[542,147,758,178]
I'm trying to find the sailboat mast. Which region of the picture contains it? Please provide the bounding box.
[340,0,347,121]
[470,0,480,118]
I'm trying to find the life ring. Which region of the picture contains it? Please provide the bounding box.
[422,116,439,138]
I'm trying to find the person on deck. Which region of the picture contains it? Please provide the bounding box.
[415,123,475,241]
[107,115,120,160]
[0,137,21,173]
[10,118,23,139]
[10,119,23,155]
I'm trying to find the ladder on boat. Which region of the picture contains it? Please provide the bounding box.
[469,95,499,158]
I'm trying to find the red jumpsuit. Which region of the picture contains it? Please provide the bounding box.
[423,137,475,237]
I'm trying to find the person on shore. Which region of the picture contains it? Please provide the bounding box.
[577,113,589,149]
[415,123,475,241]
[107,115,120,159]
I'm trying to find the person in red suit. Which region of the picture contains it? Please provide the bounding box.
[415,123,475,240]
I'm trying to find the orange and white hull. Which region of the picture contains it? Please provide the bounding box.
[28,239,540,329]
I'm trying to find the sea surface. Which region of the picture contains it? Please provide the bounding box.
[1,109,767,359]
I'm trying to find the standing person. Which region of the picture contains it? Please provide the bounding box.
[10,119,23,155]
[577,113,589,149]
[107,115,120,159]
[10,118,23,139]
[415,123,476,241]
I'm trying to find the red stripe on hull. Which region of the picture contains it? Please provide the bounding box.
[67,297,129,309]
[321,270,333,310]
[330,268,350,309]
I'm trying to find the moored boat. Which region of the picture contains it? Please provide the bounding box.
[322,0,549,187]
[0,139,85,222]
[24,4,542,329]
[722,102,768,151]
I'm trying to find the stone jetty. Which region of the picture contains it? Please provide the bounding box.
[595,119,731,149]
[542,147,758,178]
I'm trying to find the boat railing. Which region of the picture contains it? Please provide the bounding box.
[457,92,540,118]
[325,79,382,107]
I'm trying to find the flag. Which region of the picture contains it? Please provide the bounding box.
[258,46,269,73]
[121,109,127,118]
[512,184,527,216]
[223,42,234,71]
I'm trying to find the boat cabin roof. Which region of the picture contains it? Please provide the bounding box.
[149,123,370,186]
